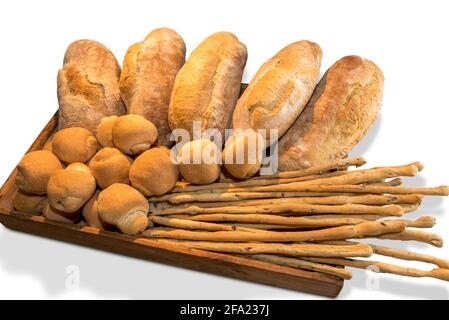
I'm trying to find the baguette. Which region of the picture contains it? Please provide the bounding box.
[278,55,384,171]
[57,40,125,135]
[120,28,186,146]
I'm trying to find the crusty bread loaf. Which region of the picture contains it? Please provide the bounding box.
[278,55,384,171]
[168,32,247,139]
[232,40,322,144]
[57,40,125,135]
[120,28,186,146]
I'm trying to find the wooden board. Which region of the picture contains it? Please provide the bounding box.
[0,111,344,298]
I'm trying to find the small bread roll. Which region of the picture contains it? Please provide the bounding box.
[47,163,96,213]
[43,136,54,152]
[129,147,178,196]
[13,190,46,215]
[177,139,221,184]
[52,127,98,164]
[97,183,149,235]
[96,116,118,148]
[15,150,63,194]
[43,200,81,223]
[223,130,265,179]
[82,190,112,229]
[112,114,158,155]
[88,147,133,189]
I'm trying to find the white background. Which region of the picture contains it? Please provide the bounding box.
[0,0,448,300]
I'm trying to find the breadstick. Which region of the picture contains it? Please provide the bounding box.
[149,191,355,203]
[377,229,443,247]
[170,170,347,193]
[398,203,420,213]
[368,178,402,187]
[244,254,352,280]
[149,185,448,203]
[151,194,422,212]
[150,239,374,258]
[152,203,404,216]
[143,220,406,242]
[251,157,367,180]
[221,223,306,230]
[149,215,267,233]
[303,257,449,282]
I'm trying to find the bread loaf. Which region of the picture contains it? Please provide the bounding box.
[168,32,247,139]
[278,55,384,171]
[232,40,322,144]
[57,40,125,135]
[120,28,186,146]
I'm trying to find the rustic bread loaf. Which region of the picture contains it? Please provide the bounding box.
[232,40,322,144]
[278,55,384,171]
[120,28,186,146]
[168,32,247,139]
[57,40,125,135]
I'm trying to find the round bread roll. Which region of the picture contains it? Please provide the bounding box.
[13,190,46,215]
[97,183,149,235]
[112,114,158,155]
[129,147,178,196]
[88,147,133,189]
[82,190,112,229]
[43,136,53,152]
[47,163,96,213]
[96,116,118,148]
[177,139,221,184]
[15,150,63,194]
[223,130,265,179]
[43,200,81,223]
[52,127,98,164]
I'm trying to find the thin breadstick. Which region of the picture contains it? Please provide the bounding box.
[251,157,367,180]
[149,191,355,203]
[152,203,404,217]
[220,223,307,230]
[149,185,448,203]
[244,254,352,280]
[149,215,268,233]
[150,239,374,258]
[398,203,421,213]
[368,178,402,187]
[324,240,449,269]
[170,170,347,193]
[143,220,406,243]
[377,229,443,247]
[150,194,422,213]
[302,257,449,282]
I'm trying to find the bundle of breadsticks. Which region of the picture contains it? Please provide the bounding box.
[144,157,449,282]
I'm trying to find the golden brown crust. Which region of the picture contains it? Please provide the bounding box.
[82,190,112,229]
[279,55,384,171]
[129,147,179,196]
[232,41,322,143]
[96,116,118,147]
[15,150,63,194]
[120,28,186,146]
[57,39,125,135]
[13,190,46,215]
[52,127,98,164]
[168,32,247,139]
[88,147,133,189]
[97,183,149,235]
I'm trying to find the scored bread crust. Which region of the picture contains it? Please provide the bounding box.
[278,55,384,171]
[232,41,322,143]
[57,40,125,135]
[119,28,186,146]
[168,32,247,139]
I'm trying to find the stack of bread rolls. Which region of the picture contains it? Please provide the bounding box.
[12,27,449,286]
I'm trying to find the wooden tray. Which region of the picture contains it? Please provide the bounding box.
[0,112,344,298]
